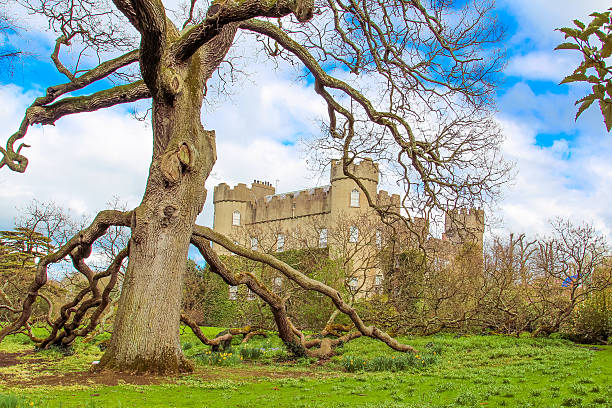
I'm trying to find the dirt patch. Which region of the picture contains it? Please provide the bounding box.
[2,367,320,387]
[0,351,40,368]
[4,369,168,387]
[0,353,24,368]
[0,352,330,388]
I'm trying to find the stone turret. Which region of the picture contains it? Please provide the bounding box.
[251,180,275,199]
[330,159,379,217]
[330,158,379,184]
[444,208,485,247]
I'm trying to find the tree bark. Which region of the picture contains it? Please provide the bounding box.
[99,50,219,373]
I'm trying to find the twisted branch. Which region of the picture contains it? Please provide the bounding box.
[0,210,131,343]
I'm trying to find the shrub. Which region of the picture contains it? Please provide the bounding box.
[564,289,612,344]
[342,355,367,372]
[561,396,583,407]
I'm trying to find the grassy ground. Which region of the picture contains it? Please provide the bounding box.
[0,327,610,407]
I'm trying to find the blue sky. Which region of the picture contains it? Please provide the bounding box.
[0,0,611,249]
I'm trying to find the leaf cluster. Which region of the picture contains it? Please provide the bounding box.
[556,8,612,131]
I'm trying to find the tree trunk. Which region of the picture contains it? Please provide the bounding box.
[100,51,216,373]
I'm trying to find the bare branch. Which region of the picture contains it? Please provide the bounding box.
[172,0,314,62]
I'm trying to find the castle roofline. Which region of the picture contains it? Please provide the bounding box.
[263,185,331,202]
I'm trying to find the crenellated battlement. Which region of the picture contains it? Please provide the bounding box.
[213,180,276,204]
[252,186,332,222]
[330,158,379,183]
[447,207,485,218]
[376,190,400,208]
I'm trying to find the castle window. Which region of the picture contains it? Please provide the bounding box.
[348,277,359,292]
[277,234,285,252]
[274,277,283,290]
[229,285,238,300]
[350,189,360,207]
[376,229,382,249]
[374,274,383,294]
[246,288,256,301]
[232,211,241,226]
[349,226,359,243]
[319,228,328,248]
[250,237,258,251]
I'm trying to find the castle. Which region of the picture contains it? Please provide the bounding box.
[213,159,484,296]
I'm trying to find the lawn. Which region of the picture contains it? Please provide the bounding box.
[0,327,610,407]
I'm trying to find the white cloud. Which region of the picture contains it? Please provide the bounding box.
[0,84,151,229]
[494,114,612,241]
[505,51,580,82]
[499,0,610,48]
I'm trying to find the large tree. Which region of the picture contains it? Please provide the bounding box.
[0,0,508,373]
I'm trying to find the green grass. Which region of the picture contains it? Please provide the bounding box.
[0,328,610,407]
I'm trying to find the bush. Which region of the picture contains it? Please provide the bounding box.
[564,289,612,344]
[455,391,478,406]
[342,355,367,372]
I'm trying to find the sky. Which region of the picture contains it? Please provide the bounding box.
[0,0,611,257]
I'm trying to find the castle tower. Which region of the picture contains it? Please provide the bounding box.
[444,208,485,247]
[212,181,275,252]
[329,158,379,219]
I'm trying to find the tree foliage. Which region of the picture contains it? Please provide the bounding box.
[556,7,612,131]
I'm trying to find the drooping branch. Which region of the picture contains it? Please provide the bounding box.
[241,18,509,241]
[190,235,299,349]
[193,225,418,354]
[0,210,132,343]
[26,81,150,126]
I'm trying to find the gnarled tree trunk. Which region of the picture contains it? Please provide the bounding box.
[99,26,234,372]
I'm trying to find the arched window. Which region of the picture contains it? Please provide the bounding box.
[376,229,382,249]
[350,189,360,207]
[277,234,285,252]
[349,226,359,243]
[319,228,328,248]
[232,210,240,226]
[348,277,359,292]
[250,237,258,251]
